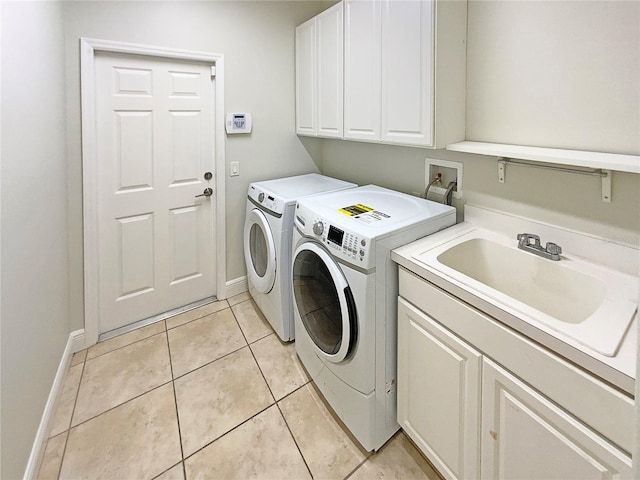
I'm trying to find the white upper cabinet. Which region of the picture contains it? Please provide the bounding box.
[343,0,381,142]
[380,0,433,146]
[295,2,343,138]
[295,17,316,135]
[345,0,466,148]
[296,0,466,147]
[317,3,344,138]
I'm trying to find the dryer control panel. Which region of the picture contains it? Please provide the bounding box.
[296,209,374,269]
[247,185,285,216]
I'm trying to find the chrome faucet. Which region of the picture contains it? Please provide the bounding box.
[517,233,562,261]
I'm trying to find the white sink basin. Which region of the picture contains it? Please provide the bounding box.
[414,229,638,357]
[437,238,607,325]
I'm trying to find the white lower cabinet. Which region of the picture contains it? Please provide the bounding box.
[397,294,633,480]
[481,358,632,480]
[398,297,481,480]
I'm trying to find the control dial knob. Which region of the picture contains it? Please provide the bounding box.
[258,192,265,202]
[313,221,324,235]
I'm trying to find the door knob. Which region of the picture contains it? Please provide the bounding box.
[195,188,213,198]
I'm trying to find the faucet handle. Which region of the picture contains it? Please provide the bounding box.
[517,233,540,247]
[545,242,562,256]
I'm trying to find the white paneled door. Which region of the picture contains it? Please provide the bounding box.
[95,52,216,334]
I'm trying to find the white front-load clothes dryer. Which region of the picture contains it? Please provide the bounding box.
[291,185,456,451]
[244,174,356,341]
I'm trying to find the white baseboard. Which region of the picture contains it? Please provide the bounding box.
[23,329,86,480]
[70,329,87,353]
[225,276,248,298]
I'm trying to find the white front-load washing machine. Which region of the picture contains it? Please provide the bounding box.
[291,185,456,451]
[244,174,356,341]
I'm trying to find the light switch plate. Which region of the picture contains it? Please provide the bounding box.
[230,161,240,177]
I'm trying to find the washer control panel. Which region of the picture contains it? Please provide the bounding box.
[299,215,372,268]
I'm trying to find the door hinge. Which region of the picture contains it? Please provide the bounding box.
[210,66,216,78]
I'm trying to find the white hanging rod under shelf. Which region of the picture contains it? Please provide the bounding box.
[497,158,608,177]
[496,157,612,203]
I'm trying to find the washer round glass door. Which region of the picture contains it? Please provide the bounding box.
[244,208,276,293]
[292,241,357,363]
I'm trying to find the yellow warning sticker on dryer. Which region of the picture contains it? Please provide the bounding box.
[338,203,374,216]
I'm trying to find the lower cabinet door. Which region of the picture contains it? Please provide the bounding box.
[481,358,633,480]
[397,297,481,480]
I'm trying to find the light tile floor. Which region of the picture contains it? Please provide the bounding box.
[36,293,442,480]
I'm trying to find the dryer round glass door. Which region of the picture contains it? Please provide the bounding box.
[292,241,357,363]
[244,209,276,293]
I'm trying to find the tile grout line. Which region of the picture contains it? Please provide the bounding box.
[164,329,188,480]
[167,302,269,380]
[275,379,312,403]
[85,328,166,362]
[55,354,88,480]
[228,300,254,350]
[64,329,187,478]
[165,300,230,332]
[175,302,302,470]
[276,379,373,480]
[246,341,277,404]
[166,301,258,467]
[172,341,248,381]
[65,378,175,433]
[274,398,315,479]
[243,328,315,478]
[227,299,307,475]
[66,330,174,430]
[181,402,276,464]
[87,298,230,362]
[150,461,183,480]
[229,298,277,347]
[342,456,370,480]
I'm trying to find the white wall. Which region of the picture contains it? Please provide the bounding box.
[466,0,639,155]
[322,0,640,247]
[63,1,329,330]
[0,2,70,478]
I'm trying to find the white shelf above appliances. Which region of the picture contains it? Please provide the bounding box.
[446,141,640,203]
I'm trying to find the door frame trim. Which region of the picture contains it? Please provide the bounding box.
[80,38,227,346]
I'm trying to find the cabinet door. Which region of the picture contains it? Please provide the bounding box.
[381,0,434,146]
[397,297,481,480]
[481,358,633,480]
[316,2,343,138]
[344,0,381,142]
[295,17,316,136]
